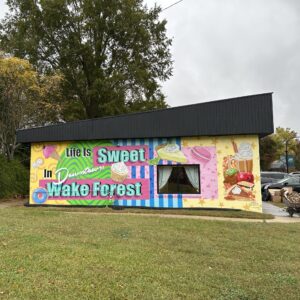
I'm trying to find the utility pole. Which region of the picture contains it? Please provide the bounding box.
[285,140,289,173]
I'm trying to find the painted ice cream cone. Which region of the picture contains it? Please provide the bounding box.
[43,145,60,161]
[32,158,44,181]
[49,151,60,160]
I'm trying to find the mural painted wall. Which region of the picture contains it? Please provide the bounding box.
[29,135,262,212]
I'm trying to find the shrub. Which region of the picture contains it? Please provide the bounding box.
[0,155,29,198]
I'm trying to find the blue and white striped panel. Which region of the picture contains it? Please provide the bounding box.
[148,138,155,208]
[113,138,127,206]
[153,137,184,208]
[112,137,183,208]
[176,137,183,208]
[130,138,137,207]
[139,138,146,207]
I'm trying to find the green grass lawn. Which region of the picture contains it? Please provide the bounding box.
[0,207,299,299]
[0,198,275,219]
[43,206,274,220]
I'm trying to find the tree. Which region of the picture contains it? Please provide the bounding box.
[0,0,173,120]
[0,56,63,160]
[272,127,298,159]
[259,136,278,171]
[259,127,299,171]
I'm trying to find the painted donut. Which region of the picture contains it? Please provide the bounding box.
[32,188,48,204]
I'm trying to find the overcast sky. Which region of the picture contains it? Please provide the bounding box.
[1,0,300,132]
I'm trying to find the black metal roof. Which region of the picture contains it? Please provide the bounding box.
[16,93,274,143]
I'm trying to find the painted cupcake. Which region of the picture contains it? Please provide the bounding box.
[111,162,129,182]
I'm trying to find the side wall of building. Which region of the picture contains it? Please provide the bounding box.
[29,135,262,212]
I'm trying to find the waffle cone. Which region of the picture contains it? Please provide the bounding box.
[50,151,60,160]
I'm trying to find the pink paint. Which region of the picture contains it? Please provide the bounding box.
[40,178,150,200]
[182,147,218,200]
[190,147,211,164]
[43,145,56,158]
[93,145,149,166]
[152,147,218,200]
[145,166,150,178]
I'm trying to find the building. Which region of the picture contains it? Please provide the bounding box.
[17,93,274,212]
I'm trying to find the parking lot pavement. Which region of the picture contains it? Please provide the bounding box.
[262,201,300,218]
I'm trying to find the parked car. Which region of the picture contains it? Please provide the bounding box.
[261,176,300,201]
[260,171,289,185]
[261,177,276,185]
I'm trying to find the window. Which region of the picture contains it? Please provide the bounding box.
[157,165,200,194]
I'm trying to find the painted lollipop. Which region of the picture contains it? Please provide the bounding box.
[32,158,44,169]
[31,158,44,182]
[43,145,60,160]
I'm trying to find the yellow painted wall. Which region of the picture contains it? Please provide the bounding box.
[29,135,262,212]
[181,135,262,212]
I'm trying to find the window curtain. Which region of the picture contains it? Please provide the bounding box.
[185,167,199,191]
[158,166,173,190]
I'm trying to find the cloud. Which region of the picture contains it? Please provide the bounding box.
[147,0,300,133]
[0,0,7,19]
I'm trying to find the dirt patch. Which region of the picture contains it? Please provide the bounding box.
[0,199,25,208]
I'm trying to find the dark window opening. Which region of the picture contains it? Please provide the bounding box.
[157,165,200,194]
